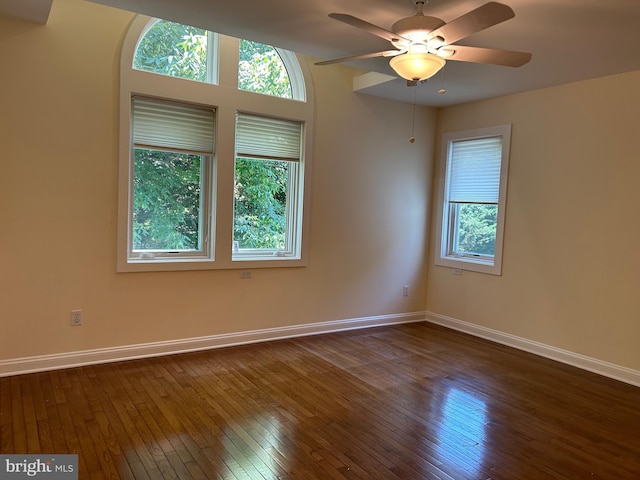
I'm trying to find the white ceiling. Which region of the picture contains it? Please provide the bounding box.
[4,0,640,106]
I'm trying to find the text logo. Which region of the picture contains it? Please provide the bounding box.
[1,455,77,479]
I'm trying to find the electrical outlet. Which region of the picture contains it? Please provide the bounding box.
[240,270,252,279]
[402,285,409,297]
[71,310,82,326]
[454,268,463,276]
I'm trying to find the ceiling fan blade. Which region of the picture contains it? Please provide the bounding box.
[315,50,402,66]
[444,45,531,67]
[429,2,515,45]
[329,13,402,43]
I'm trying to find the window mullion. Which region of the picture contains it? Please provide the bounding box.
[206,31,219,84]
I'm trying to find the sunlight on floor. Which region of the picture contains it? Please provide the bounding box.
[435,387,487,476]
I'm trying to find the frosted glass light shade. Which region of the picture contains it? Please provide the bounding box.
[389,53,446,81]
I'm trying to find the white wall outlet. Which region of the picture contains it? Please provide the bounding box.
[71,310,82,326]
[454,268,463,276]
[240,270,252,279]
[402,285,409,297]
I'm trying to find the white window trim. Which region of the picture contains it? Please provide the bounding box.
[434,124,511,275]
[117,15,314,272]
[232,160,302,261]
[277,49,306,102]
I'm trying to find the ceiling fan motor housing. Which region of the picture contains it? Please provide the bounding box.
[391,15,445,43]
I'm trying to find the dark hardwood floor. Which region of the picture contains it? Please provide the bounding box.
[2,322,640,479]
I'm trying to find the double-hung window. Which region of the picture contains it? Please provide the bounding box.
[129,96,215,262]
[434,125,511,275]
[233,113,303,259]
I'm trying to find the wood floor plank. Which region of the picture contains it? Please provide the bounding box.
[9,377,27,452]
[2,323,640,479]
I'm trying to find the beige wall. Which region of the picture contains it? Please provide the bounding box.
[0,0,434,360]
[428,70,640,370]
[4,0,637,376]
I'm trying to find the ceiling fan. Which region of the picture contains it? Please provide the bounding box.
[316,1,532,85]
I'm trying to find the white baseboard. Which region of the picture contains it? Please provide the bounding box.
[0,312,427,377]
[426,311,640,388]
[7,311,637,387]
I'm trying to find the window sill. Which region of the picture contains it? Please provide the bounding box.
[435,255,502,276]
[117,256,306,273]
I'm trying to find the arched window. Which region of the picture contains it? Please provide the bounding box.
[118,17,313,272]
[238,40,291,98]
[133,20,214,83]
[130,20,306,100]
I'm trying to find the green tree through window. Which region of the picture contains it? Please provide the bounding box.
[131,21,300,258]
[133,149,202,251]
[238,40,292,98]
[234,41,295,251]
[455,204,497,256]
[134,20,208,81]
[234,159,289,249]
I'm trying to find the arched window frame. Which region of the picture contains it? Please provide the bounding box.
[270,48,306,102]
[117,15,314,272]
[134,18,220,85]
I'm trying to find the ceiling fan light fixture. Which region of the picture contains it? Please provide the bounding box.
[436,47,456,58]
[389,52,445,81]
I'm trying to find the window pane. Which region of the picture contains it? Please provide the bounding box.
[133,148,203,251]
[133,20,208,82]
[453,204,498,256]
[238,40,292,98]
[234,158,288,249]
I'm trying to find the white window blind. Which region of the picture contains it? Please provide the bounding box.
[132,96,216,155]
[449,136,502,204]
[236,113,302,161]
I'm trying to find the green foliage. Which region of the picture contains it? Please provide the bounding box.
[133,20,208,81]
[133,149,201,250]
[455,204,497,256]
[238,39,292,99]
[132,22,296,252]
[234,159,288,249]
[234,41,293,250]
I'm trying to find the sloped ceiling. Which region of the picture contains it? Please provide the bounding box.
[4,0,640,106]
[0,0,52,24]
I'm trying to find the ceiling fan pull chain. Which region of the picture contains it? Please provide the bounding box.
[438,67,447,94]
[410,84,417,143]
